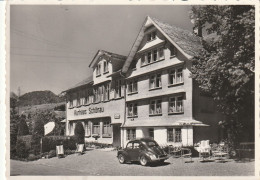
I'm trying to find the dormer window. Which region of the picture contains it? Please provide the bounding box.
[147,31,156,41]
[103,61,109,74]
[96,63,101,76]
[141,47,164,67]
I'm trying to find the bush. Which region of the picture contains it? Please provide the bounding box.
[16,139,29,158]
[74,122,85,144]
[42,136,77,153]
[48,150,56,158]
[27,154,41,161]
[17,117,29,136]
[17,135,32,150]
[31,134,42,155]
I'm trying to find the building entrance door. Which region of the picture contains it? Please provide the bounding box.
[112,124,121,147]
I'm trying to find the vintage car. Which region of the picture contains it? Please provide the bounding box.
[117,138,168,166]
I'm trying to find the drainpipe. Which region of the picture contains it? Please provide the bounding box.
[120,71,127,148]
[64,92,69,136]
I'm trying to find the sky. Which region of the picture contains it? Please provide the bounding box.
[10,5,193,95]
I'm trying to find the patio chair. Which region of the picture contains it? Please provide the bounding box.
[181,148,192,163]
[212,142,229,162]
[56,145,64,158]
[169,145,182,158]
[198,140,211,161]
[75,144,85,155]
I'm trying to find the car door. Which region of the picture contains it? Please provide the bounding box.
[130,142,141,161]
[124,142,133,161]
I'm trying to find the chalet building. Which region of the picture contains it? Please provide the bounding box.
[120,16,224,147]
[63,50,126,146]
[63,16,224,147]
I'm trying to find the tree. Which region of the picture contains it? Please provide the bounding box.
[190,6,255,148]
[33,116,45,137]
[17,115,30,136]
[74,122,85,144]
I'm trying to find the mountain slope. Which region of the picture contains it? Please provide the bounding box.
[18,90,65,106]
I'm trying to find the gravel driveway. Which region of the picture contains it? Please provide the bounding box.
[10,149,255,176]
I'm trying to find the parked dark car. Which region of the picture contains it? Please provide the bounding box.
[117,138,168,166]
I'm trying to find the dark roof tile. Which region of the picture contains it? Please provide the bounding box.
[151,17,203,57]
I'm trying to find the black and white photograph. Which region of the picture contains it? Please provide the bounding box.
[4,1,258,178]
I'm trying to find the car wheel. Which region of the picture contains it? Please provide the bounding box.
[118,154,125,164]
[140,156,148,166]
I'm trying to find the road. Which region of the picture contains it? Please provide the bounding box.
[10,149,255,176]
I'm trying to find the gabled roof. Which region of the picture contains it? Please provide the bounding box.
[122,16,203,73]
[89,49,126,68]
[62,75,93,93]
[151,17,202,57]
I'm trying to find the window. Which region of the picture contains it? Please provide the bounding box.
[176,69,183,84]
[140,47,164,67]
[133,142,140,149]
[103,61,108,73]
[76,92,80,106]
[169,96,184,113]
[96,63,101,76]
[115,80,122,98]
[169,68,183,85]
[103,121,112,137]
[158,47,164,59]
[175,128,182,142]
[69,99,73,108]
[68,94,73,108]
[147,31,156,41]
[153,49,157,61]
[150,73,161,89]
[128,103,138,117]
[126,143,133,149]
[167,128,182,142]
[86,89,94,104]
[103,83,110,101]
[80,91,85,105]
[141,55,146,66]
[128,80,138,94]
[167,128,173,142]
[149,99,162,115]
[93,122,100,135]
[99,86,103,102]
[149,128,154,139]
[147,52,152,63]
[170,45,176,57]
[85,121,91,136]
[127,129,136,140]
[93,88,98,103]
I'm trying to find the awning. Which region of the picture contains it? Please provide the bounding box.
[173,119,209,127]
[122,118,209,127]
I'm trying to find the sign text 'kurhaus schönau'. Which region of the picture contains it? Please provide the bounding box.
[74,107,104,116]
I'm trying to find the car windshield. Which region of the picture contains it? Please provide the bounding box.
[145,141,159,147]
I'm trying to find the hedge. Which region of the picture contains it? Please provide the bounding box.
[42,136,77,153]
[15,135,34,158]
[17,135,32,150]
